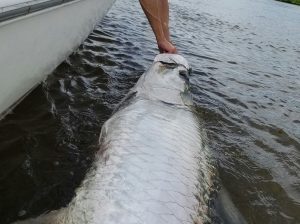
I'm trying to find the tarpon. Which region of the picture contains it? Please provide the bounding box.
[14,54,214,224]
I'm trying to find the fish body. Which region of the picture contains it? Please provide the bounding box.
[14,54,212,224]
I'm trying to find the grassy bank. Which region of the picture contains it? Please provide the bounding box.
[277,0,300,5]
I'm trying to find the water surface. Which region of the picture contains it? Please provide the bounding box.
[0,0,299,223]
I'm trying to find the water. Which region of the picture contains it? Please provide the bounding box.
[0,0,299,223]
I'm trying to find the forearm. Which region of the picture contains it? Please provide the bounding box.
[159,0,170,41]
[139,0,166,42]
[139,0,176,53]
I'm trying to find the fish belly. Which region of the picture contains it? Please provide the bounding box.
[66,99,212,224]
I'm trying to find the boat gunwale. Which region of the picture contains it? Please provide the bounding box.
[0,0,79,23]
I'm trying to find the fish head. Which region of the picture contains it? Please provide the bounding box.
[135,54,192,106]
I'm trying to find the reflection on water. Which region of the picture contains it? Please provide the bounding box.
[0,0,299,223]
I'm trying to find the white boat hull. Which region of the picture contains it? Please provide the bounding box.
[0,0,115,118]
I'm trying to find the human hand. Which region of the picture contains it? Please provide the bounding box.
[157,39,177,54]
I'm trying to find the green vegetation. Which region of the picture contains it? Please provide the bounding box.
[277,0,300,5]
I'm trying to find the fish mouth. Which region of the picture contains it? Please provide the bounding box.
[154,53,190,71]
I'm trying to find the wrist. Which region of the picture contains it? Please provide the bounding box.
[156,37,167,45]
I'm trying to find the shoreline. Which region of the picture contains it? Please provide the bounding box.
[277,0,300,5]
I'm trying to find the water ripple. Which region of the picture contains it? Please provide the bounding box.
[0,0,300,223]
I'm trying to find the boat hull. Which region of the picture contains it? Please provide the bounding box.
[0,0,115,119]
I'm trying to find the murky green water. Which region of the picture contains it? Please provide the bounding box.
[0,0,299,223]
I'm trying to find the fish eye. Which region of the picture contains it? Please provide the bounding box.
[179,70,189,82]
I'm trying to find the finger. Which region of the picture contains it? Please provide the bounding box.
[169,48,176,54]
